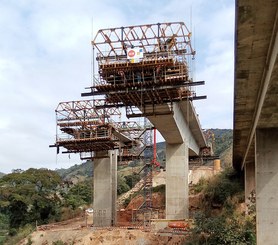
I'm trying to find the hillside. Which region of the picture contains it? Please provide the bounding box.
[58,129,233,181]
[220,145,233,168]
[154,129,233,161]
[56,161,93,180]
[0,129,235,244]
[0,172,5,178]
[211,128,233,156]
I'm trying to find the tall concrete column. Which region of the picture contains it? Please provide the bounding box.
[244,161,255,209]
[93,150,117,227]
[166,142,188,220]
[256,128,278,244]
[111,150,117,226]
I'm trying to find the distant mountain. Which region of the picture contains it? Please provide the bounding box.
[209,129,233,156]
[156,129,233,160]
[0,172,5,178]
[156,141,165,150]
[220,145,233,168]
[58,129,233,180]
[56,161,93,180]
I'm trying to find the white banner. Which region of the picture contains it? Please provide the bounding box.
[127,48,143,63]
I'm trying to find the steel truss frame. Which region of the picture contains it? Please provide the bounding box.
[83,22,206,115]
[92,22,195,60]
[52,99,154,161]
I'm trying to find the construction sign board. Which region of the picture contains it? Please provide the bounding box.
[127,48,143,63]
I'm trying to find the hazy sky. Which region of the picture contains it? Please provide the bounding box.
[0,0,235,173]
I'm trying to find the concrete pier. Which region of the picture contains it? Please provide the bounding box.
[256,128,278,244]
[146,101,206,221]
[166,142,189,220]
[93,150,117,227]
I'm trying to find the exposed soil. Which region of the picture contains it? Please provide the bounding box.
[118,192,165,226]
[21,228,187,245]
[126,192,165,210]
[19,168,208,244]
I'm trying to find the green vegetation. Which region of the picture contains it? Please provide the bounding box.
[0,168,62,229]
[203,168,243,207]
[117,163,143,176]
[211,129,233,156]
[152,129,233,167]
[0,213,9,245]
[152,184,165,193]
[61,179,93,209]
[2,224,35,245]
[117,172,142,195]
[0,168,61,243]
[123,195,132,208]
[52,240,67,245]
[0,168,94,244]
[0,128,235,243]
[187,168,256,244]
[124,173,140,189]
[117,174,130,195]
[189,213,255,245]
[56,161,93,179]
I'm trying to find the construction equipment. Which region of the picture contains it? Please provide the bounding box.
[50,99,153,162]
[51,21,206,227]
[80,22,205,226]
[82,22,206,118]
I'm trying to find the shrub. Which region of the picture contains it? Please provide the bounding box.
[62,180,93,210]
[8,228,17,237]
[5,224,35,245]
[26,236,33,245]
[185,167,255,244]
[60,207,83,221]
[123,196,132,208]
[191,177,208,194]
[124,174,141,189]
[188,212,256,244]
[152,184,165,193]
[117,174,130,195]
[204,168,243,206]
[52,240,66,245]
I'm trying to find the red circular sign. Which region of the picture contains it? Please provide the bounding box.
[128,50,135,57]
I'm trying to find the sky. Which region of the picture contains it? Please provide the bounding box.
[0,0,235,173]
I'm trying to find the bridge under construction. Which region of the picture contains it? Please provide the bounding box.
[51,21,208,228]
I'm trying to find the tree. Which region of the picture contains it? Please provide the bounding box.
[117,174,130,195]
[0,168,62,228]
[62,180,93,209]
[124,173,140,189]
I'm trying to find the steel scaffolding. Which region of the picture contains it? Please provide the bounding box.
[82,22,206,117]
[51,99,153,161]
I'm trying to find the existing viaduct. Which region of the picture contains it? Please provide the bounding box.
[234,0,278,243]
